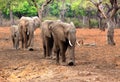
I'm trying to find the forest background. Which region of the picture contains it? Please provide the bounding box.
[0,0,120,28]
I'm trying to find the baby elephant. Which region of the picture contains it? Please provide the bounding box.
[10,25,20,49]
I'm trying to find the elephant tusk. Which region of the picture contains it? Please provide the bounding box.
[76,41,81,46]
[69,40,73,47]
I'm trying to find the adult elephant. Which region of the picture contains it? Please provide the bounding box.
[19,16,34,50]
[41,20,61,58]
[19,16,40,50]
[49,22,76,66]
[41,20,55,58]
[10,25,20,49]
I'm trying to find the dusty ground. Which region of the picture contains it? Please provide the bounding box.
[0,27,120,82]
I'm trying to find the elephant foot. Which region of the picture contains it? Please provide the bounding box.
[51,55,56,60]
[68,60,75,66]
[28,47,34,51]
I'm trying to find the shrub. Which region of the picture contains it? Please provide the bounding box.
[89,19,98,28]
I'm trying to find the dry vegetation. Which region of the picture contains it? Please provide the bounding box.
[0,27,120,82]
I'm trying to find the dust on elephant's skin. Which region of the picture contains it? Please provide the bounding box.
[49,21,76,66]
[10,25,20,49]
[41,20,55,58]
[19,16,35,50]
[41,20,62,58]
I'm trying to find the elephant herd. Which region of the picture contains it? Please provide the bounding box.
[10,16,76,66]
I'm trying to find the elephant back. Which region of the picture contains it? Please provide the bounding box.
[41,20,54,38]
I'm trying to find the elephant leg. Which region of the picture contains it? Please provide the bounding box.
[22,31,27,49]
[17,40,19,49]
[46,39,50,58]
[49,38,54,58]
[44,37,52,58]
[21,38,24,49]
[47,37,53,58]
[53,46,60,64]
[27,32,34,51]
[51,44,56,60]
[42,37,46,58]
[56,49,60,64]
[19,31,23,49]
[67,46,75,66]
[16,36,19,49]
[43,44,46,58]
[12,37,15,49]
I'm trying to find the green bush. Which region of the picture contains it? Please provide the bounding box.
[43,16,59,21]
[71,18,83,28]
[90,19,98,28]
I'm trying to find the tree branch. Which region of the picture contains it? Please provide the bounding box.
[89,0,107,19]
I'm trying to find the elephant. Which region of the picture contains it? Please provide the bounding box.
[41,20,61,58]
[18,16,34,51]
[49,22,76,66]
[32,16,40,30]
[41,20,55,58]
[10,25,20,49]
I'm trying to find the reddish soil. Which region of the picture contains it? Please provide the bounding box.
[0,27,120,82]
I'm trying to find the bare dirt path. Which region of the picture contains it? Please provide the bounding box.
[0,27,120,82]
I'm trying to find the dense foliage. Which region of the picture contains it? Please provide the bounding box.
[0,0,119,27]
[0,0,91,18]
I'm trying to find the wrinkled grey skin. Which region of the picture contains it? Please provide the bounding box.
[19,16,34,50]
[41,20,55,58]
[49,22,76,66]
[10,25,20,49]
[18,16,40,50]
[32,16,40,30]
[41,20,61,58]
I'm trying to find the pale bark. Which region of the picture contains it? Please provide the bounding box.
[10,9,14,25]
[90,0,120,45]
[106,19,115,45]
[32,0,53,25]
[60,0,66,22]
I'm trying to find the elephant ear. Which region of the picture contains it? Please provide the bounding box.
[32,16,40,29]
[53,24,66,42]
[41,21,53,38]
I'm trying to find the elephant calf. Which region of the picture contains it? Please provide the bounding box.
[10,25,20,49]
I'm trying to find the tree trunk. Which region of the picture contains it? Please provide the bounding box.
[10,8,14,25]
[60,0,66,22]
[106,19,115,45]
[82,16,86,25]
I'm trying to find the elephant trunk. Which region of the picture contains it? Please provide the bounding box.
[68,46,75,66]
[14,36,19,49]
[67,33,76,66]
